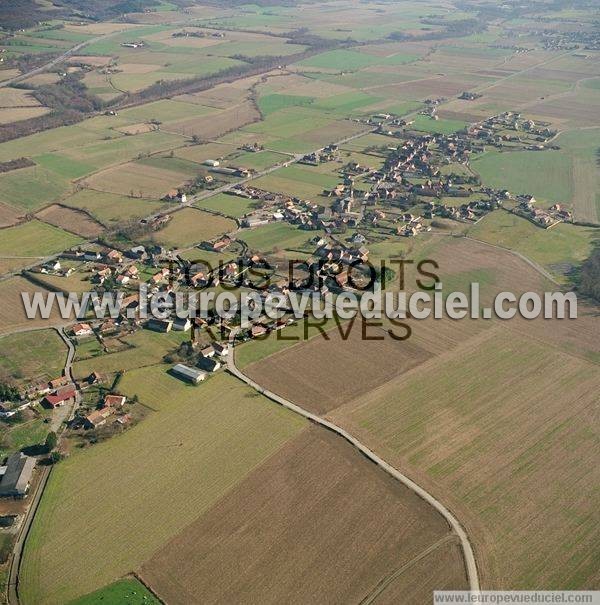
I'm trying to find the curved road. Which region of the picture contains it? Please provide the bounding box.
[226,336,481,593]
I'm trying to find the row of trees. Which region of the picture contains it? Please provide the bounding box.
[579,245,600,302]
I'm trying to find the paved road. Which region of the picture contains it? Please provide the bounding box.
[226,332,481,593]
[56,326,75,382]
[165,126,378,216]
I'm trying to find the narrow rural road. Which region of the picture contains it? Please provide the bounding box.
[7,466,51,605]
[226,336,481,594]
[6,328,75,605]
[56,326,75,383]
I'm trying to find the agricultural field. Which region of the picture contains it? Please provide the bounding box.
[253,164,341,200]
[0,418,51,461]
[333,328,600,589]
[149,208,235,248]
[71,329,185,380]
[0,277,67,335]
[0,220,83,258]
[68,578,160,605]
[140,426,467,604]
[194,193,255,218]
[240,105,368,154]
[33,153,95,180]
[161,102,260,140]
[19,373,306,604]
[410,115,468,135]
[240,222,317,254]
[0,167,70,212]
[61,190,166,225]
[0,202,23,228]
[1,1,599,602]
[244,322,433,415]
[235,317,340,369]
[0,329,66,385]
[469,211,598,280]
[472,150,574,204]
[85,161,193,199]
[35,205,105,238]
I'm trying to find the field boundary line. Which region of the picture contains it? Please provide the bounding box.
[226,334,481,593]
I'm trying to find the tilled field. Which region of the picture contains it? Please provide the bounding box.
[140,426,467,605]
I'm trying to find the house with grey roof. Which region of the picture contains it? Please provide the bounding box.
[0,453,36,498]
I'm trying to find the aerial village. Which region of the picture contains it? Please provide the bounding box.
[0,107,572,469]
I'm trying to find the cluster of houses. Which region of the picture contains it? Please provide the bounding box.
[76,394,129,430]
[538,29,600,51]
[0,375,79,419]
[515,195,573,228]
[459,91,482,101]
[300,144,340,166]
[467,112,557,148]
[172,29,225,39]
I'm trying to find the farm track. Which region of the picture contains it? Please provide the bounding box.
[359,534,458,604]
[226,333,481,594]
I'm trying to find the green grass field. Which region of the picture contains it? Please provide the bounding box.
[20,372,305,604]
[232,150,288,171]
[68,578,160,605]
[410,115,468,135]
[0,168,70,212]
[71,329,186,380]
[62,190,166,225]
[210,40,306,58]
[313,91,384,115]
[0,329,66,384]
[469,210,598,278]
[241,222,318,253]
[252,164,340,199]
[472,150,574,203]
[150,208,235,248]
[33,153,96,180]
[299,49,381,71]
[62,131,186,173]
[194,193,255,218]
[0,125,117,164]
[0,419,50,460]
[258,94,315,116]
[0,220,83,257]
